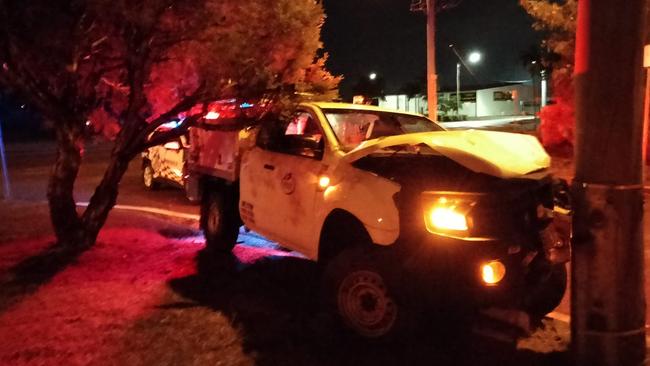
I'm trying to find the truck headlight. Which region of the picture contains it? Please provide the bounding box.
[429,203,468,231]
[422,194,479,237]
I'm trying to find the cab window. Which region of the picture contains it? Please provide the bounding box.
[257,111,324,159]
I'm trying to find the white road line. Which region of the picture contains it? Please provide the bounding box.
[76,202,200,221]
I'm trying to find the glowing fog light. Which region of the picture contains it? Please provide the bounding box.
[481,261,506,286]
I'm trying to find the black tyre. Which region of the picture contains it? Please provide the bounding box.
[142,162,159,190]
[523,263,567,319]
[323,246,415,340]
[200,188,239,253]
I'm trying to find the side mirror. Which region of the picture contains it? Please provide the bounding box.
[283,134,324,159]
[163,141,181,150]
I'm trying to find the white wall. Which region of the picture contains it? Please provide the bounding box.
[477,84,536,117]
[380,83,538,119]
[437,83,536,118]
[379,95,426,115]
[458,101,477,117]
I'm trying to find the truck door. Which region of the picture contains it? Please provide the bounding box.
[239,111,325,252]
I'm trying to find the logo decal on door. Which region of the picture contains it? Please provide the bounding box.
[280,172,295,195]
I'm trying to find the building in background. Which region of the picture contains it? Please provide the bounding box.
[379,81,540,119]
[379,94,427,115]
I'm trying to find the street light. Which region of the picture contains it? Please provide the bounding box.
[450,45,482,117]
[369,72,377,81]
[456,63,461,114]
[465,51,482,118]
[468,51,482,64]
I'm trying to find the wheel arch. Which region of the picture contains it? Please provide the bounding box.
[318,209,374,263]
[141,157,151,169]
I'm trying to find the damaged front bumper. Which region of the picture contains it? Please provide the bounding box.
[394,209,571,310]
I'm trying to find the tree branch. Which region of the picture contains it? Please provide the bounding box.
[121,85,205,156]
[140,115,198,149]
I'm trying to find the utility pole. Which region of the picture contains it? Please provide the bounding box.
[641,44,650,163]
[411,0,463,119]
[426,0,437,121]
[572,0,648,364]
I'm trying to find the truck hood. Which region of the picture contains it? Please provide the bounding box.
[341,130,550,179]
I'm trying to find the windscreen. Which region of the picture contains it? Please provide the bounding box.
[323,109,445,151]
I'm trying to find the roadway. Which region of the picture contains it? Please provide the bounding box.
[2,140,198,217]
[439,115,536,129]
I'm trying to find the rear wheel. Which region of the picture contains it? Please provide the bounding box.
[183,180,199,204]
[142,162,159,190]
[200,188,239,253]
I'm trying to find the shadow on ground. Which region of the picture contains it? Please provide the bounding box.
[0,243,86,312]
[169,249,569,366]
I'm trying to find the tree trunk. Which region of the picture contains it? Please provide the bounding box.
[48,120,139,249]
[47,124,84,247]
[79,137,138,247]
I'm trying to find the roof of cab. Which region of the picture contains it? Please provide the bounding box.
[302,102,428,118]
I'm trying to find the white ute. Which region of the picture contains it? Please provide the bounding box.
[187,102,570,339]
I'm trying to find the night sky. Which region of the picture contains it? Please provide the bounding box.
[321,0,542,98]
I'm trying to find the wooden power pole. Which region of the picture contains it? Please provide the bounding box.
[412,0,454,120]
[572,0,648,364]
[426,0,437,121]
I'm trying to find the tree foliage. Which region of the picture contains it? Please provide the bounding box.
[520,0,577,149]
[0,0,340,248]
[438,97,459,116]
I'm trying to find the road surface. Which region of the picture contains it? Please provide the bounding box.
[2,140,197,216]
[440,115,536,129]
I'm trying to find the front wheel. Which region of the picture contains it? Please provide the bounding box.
[323,247,414,340]
[142,162,159,190]
[200,188,239,253]
[523,263,567,319]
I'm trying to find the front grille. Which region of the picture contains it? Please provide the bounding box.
[468,180,554,242]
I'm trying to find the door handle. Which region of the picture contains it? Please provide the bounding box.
[263,164,275,171]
